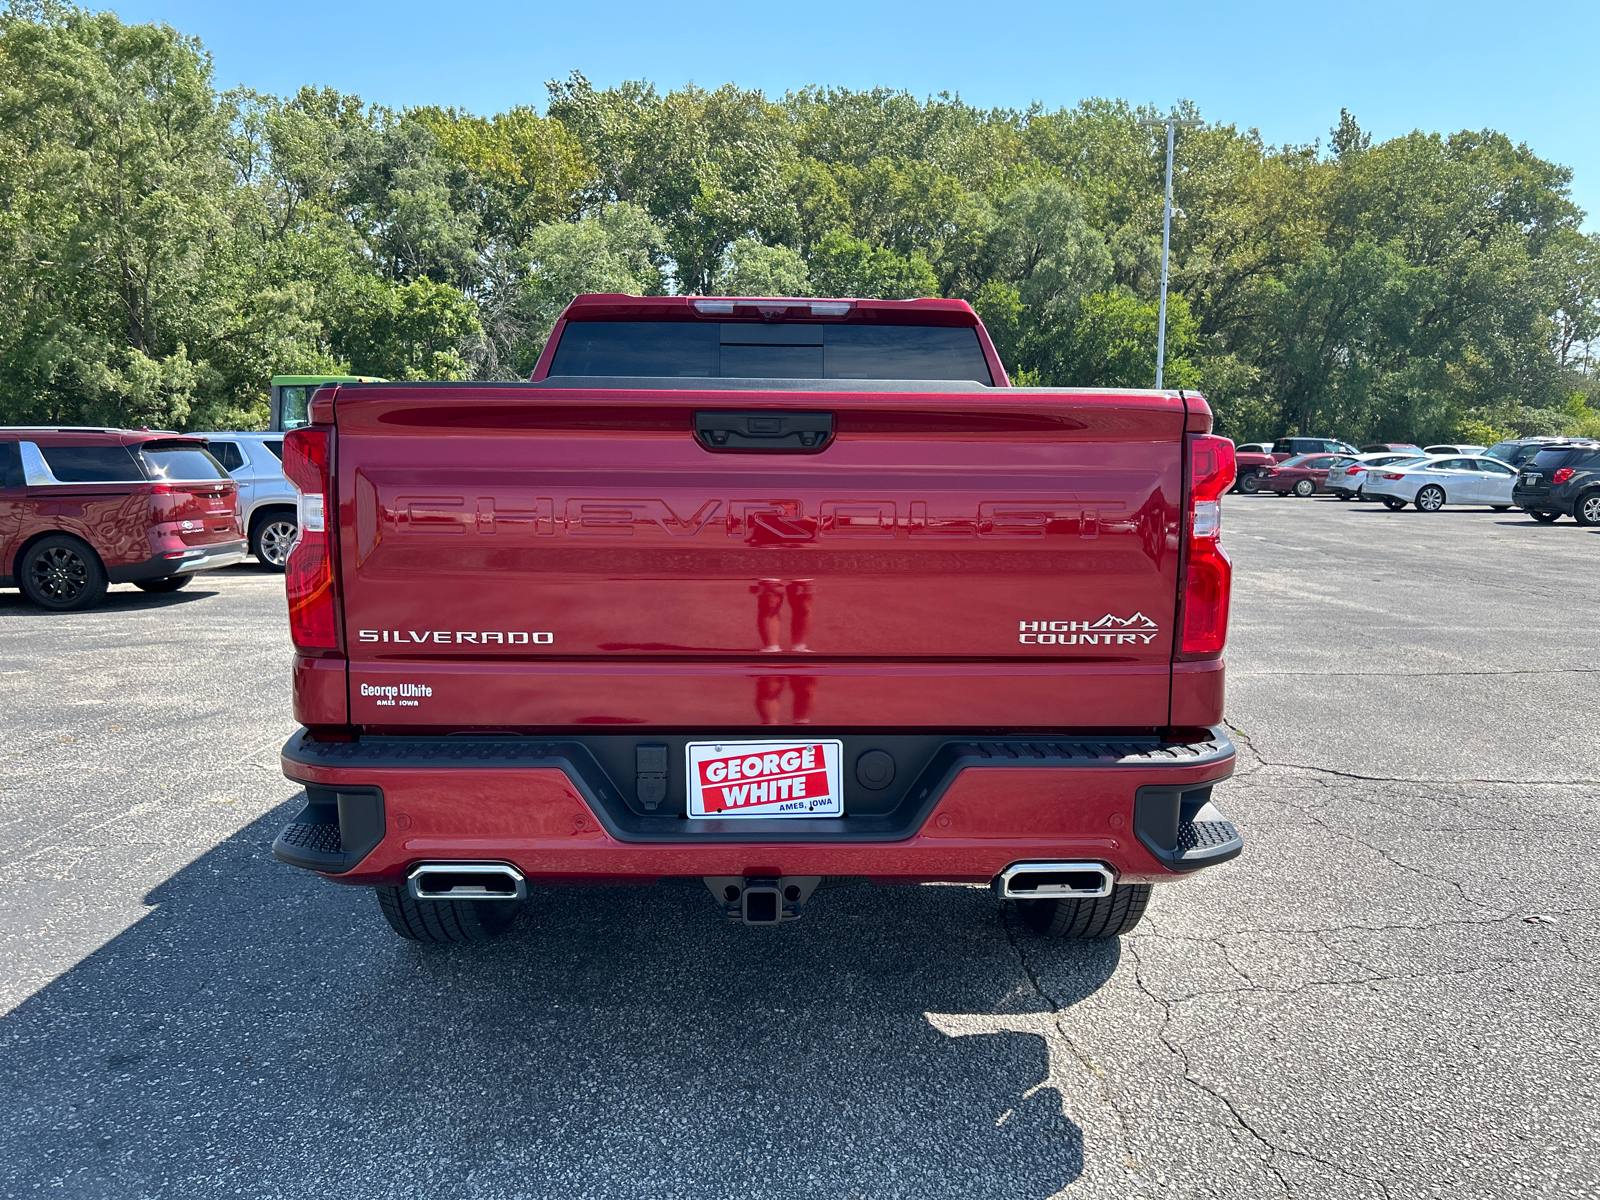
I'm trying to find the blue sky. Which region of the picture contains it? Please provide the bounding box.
[116,0,1599,229]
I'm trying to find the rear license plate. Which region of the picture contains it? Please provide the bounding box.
[686,740,844,818]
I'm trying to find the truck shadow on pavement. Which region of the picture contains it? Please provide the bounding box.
[0,805,1118,1199]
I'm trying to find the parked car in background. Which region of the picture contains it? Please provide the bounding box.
[190,431,296,569]
[1485,437,1578,469]
[1421,444,1487,456]
[1263,453,1359,496]
[1271,437,1360,462]
[1233,442,1277,493]
[1359,443,1424,454]
[269,375,386,432]
[1364,455,1518,512]
[1326,453,1430,500]
[0,428,245,610]
[1512,443,1600,524]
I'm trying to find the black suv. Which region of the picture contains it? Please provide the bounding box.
[1512,443,1600,524]
[1486,437,1577,469]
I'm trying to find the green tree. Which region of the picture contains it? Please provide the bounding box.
[0,4,235,427]
[712,240,813,296]
[807,231,937,299]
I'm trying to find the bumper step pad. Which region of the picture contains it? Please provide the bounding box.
[1133,784,1244,870]
[271,787,386,874]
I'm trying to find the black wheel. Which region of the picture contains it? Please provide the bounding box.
[1017,884,1152,939]
[1293,479,1315,497]
[1414,484,1446,512]
[1575,492,1600,527]
[1382,496,1407,511]
[134,575,191,593]
[375,886,522,942]
[1492,505,1511,512]
[1334,490,1353,501]
[1529,509,1561,523]
[250,511,298,572]
[1239,473,1263,494]
[19,535,108,611]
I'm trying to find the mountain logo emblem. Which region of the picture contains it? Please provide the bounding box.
[1017,613,1161,647]
[1087,612,1158,630]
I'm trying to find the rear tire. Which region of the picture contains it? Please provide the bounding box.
[375,886,522,942]
[250,511,298,572]
[1016,883,1152,939]
[1293,479,1315,497]
[19,535,108,611]
[133,575,191,593]
[1575,492,1600,527]
[1382,497,1408,511]
[1491,505,1511,513]
[1529,510,1561,523]
[1415,484,1446,512]
[1239,473,1263,494]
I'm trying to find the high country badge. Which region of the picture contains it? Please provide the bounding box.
[1019,613,1160,646]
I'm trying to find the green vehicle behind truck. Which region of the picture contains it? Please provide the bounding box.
[270,376,385,431]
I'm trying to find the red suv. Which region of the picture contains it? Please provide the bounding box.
[1,428,246,611]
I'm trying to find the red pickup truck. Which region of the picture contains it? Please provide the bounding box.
[271,295,1243,944]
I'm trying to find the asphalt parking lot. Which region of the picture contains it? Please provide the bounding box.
[2,496,1597,1200]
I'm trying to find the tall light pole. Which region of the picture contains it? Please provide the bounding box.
[1138,114,1203,390]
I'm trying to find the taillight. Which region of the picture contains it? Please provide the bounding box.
[1381,472,1405,480]
[282,427,339,652]
[1553,468,1575,485]
[1179,435,1235,660]
[1345,466,1366,475]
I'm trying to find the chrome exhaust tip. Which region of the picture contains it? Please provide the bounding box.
[407,862,526,902]
[996,861,1115,900]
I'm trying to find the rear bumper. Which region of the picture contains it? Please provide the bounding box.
[273,727,1240,887]
[107,539,249,582]
[1512,488,1566,514]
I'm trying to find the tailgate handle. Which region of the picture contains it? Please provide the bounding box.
[695,411,833,453]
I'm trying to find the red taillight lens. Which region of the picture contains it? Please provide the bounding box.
[1346,466,1366,475]
[1180,435,1235,659]
[1553,468,1575,485]
[1382,472,1404,480]
[282,427,338,652]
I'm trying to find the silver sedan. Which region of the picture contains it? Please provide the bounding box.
[1363,455,1520,512]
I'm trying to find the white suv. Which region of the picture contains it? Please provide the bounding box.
[191,432,298,569]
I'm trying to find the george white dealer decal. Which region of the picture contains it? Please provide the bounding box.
[359,682,433,708]
[357,630,553,645]
[1018,612,1160,646]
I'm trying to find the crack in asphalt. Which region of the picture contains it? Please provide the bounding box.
[1225,722,1600,789]
[997,907,1142,1176]
[1233,667,1600,679]
[1124,939,1398,1200]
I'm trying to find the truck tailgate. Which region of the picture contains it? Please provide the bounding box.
[333,386,1186,730]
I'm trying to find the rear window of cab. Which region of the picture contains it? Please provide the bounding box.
[548,320,993,384]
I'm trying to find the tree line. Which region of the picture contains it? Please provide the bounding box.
[1,2,1596,443]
